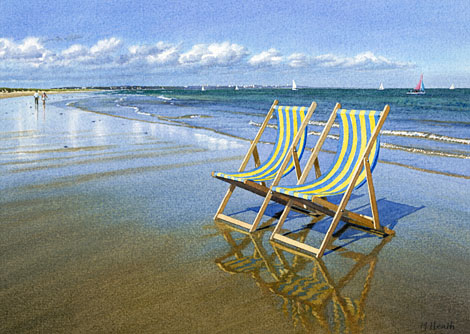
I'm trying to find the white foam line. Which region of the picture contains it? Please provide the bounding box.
[251,120,470,146]
[380,143,470,159]
[381,130,470,145]
[157,95,174,101]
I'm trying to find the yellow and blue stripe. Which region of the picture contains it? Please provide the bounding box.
[273,109,381,200]
[214,106,309,182]
[276,275,331,302]
[218,256,263,273]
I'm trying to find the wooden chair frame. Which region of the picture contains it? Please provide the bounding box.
[270,104,394,258]
[213,100,317,232]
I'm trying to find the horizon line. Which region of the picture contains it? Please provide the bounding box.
[2,85,468,90]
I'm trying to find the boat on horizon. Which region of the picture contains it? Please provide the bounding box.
[235,85,239,91]
[292,80,297,91]
[378,82,384,90]
[449,83,455,90]
[407,74,425,95]
[201,85,205,91]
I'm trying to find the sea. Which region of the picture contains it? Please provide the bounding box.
[62,87,470,179]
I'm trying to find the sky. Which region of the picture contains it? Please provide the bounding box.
[0,0,469,88]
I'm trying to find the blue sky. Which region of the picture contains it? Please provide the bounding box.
[0,0,469,88]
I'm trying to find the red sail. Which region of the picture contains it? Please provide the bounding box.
[414,74,423,91]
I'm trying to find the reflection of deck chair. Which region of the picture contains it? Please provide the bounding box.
[269,236,392,333]
[213,218,392,333]
[214,214,327,290]
[270,104,393,258]
[212,100,317,232]
[214,218,282,283]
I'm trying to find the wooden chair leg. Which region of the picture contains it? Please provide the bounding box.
[318,184,356,257]
[214,184,236,219]
[293,149,302,181]
[317,208,346,258]
[252,146,266,187]
[270,200,294,238]
[365,158,381,230]
[249,192,273,232]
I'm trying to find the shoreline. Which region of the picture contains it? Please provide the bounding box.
[70,97,470,181]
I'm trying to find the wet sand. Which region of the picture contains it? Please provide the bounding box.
[1,94,469,333]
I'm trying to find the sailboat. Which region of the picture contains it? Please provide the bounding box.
[235,85,239,91]
[378,82,384,90]
[407,74,425,95]
[201,85,205,91]
[292,80,297,91]
[449,83,455,90]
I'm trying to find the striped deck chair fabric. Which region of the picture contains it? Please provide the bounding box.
[214,105,310,183]
[273,109,381,199]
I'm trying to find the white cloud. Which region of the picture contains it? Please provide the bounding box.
[178,44,205,65]
[127,41,180,65]
[147,48,179,64]
[312,51,411,70]
[56,38,123,66]
[0,37,51,64]
[62,44,88,58]
[0,38,13,57]
[311,54,342,67]
[248,48,283,67]
[18,37,46,58]
[179,42,247,66]
[90,37,121,55]
[288,53,309,68]
[0,36,414,82]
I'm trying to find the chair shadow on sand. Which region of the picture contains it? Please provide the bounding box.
[225,196,423,256]
[228,193,364,223]
[214,218,394,333]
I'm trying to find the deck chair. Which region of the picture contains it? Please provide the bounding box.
[212,100,317,232]
[270,104,393,258]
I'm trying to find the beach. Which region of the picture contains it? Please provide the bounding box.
[0,90,95,100]
[1,92,469,333]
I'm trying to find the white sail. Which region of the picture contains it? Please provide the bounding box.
[235,85,239,90]
[379,82,384,90]
[292,80,297,91]
[449,83,455,90]
[201,86,205,91]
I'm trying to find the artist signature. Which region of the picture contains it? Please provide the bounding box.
[420,321,455,332]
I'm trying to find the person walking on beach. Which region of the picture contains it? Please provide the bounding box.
[34,91,39,107]
[41,92,48,107]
